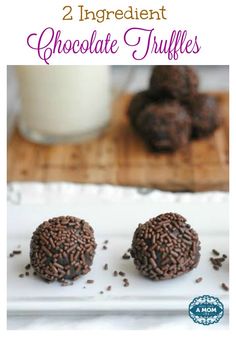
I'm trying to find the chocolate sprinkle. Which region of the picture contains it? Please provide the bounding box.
[123,278,130,287]
[130,212,201,280]
[212,249,220,256]
[122,253,131,260]
[119,271,126,277]
[13,250,22,255]
[210,251,227,270]
[221,283,229,291]
[30,216,97,283]
[86,279,94,284]
[195,277,203,283]
[104,263,108,270]
[106,285,112,291]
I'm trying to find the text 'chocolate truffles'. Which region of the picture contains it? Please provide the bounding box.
[131,212,200,280]
[30,216,97,283]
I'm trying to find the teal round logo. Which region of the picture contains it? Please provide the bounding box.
[189,295,224,325]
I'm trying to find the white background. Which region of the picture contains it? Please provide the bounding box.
[0,0,235,336]
[1,0,232,65]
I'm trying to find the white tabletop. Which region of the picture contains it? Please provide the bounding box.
[7,183,229,330]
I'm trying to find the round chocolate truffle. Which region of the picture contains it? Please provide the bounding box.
[186,94,221,138]
[135,100,191,152]
[30,216,97,283]
[131,213,200,280]
[149,66,199,100]
[127,91,155,129]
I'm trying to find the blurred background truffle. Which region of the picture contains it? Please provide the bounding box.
[134,100,191,152]
[149,65,199,101]
[127,65,222,152]
[185,94,221,138]
[127,91,155,129]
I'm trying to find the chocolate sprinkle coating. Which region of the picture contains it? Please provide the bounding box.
[30,216,97,283]
[185,94,221,138]
[135,101,191,152]
[131,212,200,280]
[149,66,198,101]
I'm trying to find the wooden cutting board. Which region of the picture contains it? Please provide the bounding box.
[7,92,229,192]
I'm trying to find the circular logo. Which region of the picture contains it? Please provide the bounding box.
[189,295,224,325]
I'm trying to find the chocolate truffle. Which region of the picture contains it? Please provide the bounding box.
[30,216,96,283]
[149,66,199,100]
[127,91,155,129]
[186,94,221,138]
[135,100,191,151]
[131,213,200,280]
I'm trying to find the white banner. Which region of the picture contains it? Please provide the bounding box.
[1,0,231,65]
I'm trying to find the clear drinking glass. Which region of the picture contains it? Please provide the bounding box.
[16,65,111,144]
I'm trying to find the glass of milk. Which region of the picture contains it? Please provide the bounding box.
[16,66,111,144]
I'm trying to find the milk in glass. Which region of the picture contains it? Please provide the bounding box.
[16,66,111,143]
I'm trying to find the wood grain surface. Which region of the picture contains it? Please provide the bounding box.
[7,92,229,191]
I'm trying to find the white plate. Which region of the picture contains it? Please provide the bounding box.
[7,183,229,314]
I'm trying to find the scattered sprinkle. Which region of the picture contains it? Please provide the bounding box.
[195,277,203,283]
[123,278,130,287]
[13,250,22,255]
[212,249,220,256]
[9,249,22,257]
[221,283,229,291]
[86,279,94,284]
[119,271,126,277]
[210,250,227,270]
[106,285,112,291]
[103,263,108,271]
[122,253,131,260]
